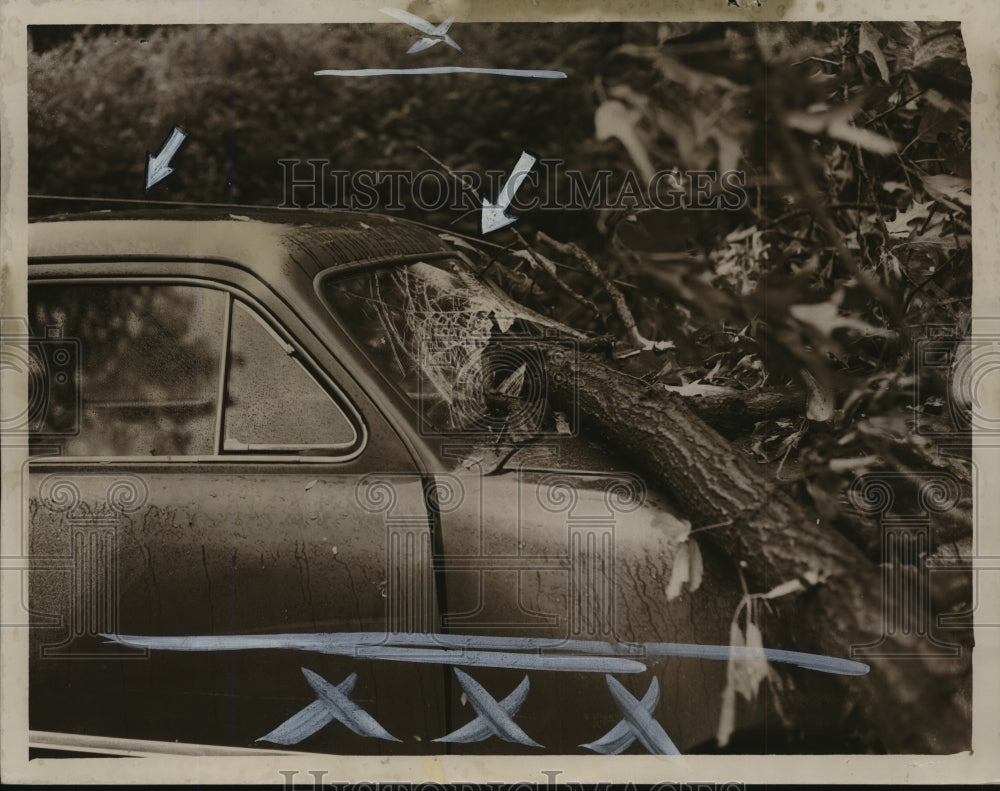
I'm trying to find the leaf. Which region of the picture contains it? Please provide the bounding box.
[666,537,704,600]
[916,104,962,143]
[688,538,704,594]
[438,233,482,253]
[920,173,971,213]
[495,362,526,397]
[912,32,966,69]
[304,479,317,491]
[800,368,835,423]
[885,199,934,237]
[789,290,893,341]
[665,541,690,601]
[785,102,897,155]
[716,624,740,747]
[734,620,770,703]
[656,22,710,43]
[594,99,656,183]
[761,578,805,600]
[716,613,770,747]
[716,675,737,748]
[709,126,745,175]
[858,23,890,82]
[880,180,909,195]
[616,44,741,95]
[828,454,881,472]
[660,383,745,398]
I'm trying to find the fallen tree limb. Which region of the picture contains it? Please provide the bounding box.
[666,384,806,437]
[536,231,674,352]
[545,349,971,753]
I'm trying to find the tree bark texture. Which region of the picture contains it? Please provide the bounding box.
[546,349,972,753]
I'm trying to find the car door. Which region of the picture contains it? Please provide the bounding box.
[315,255,755,752]
[27,270,447,753]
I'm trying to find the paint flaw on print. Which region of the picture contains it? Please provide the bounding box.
[583,676,679,755]
[257,669,400,745]
[435,669,541,747]
[381,7,464,53]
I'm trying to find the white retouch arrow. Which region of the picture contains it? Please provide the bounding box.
[481,150,538,234]
[145,126,188,192]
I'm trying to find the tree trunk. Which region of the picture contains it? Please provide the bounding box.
[676,386,805,437]
[546,349,971,753]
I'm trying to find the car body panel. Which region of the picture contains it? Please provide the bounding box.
[24,210,781,755]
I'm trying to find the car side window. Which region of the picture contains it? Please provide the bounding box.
[222,300,357,452]
[28,283,225,457]
[29,281,360,459]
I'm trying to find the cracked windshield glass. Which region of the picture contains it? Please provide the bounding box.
[321,259,574,442]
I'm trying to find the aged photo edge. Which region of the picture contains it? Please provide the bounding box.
[2,0,999,784]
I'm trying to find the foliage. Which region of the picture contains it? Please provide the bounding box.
[29,15,973,565]
[29,19,973,751]
[479,22,973,558]
[29,23,616,208]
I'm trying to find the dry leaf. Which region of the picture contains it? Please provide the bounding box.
[666,537,704,600]
[496,363,527,397]
[859,23,890,82]
[735,620,770,703]
[828,454,881,472]
[800,368,835,423]
[717,667,737,747]
[912,32,966,69]
[885,199,934,237]
[761,578,805,600]
[790,290,892,341]
[718,605,775,746]
[651,511,692,541]
[716,619,744,747]
[785,103,896,156]
[437,233,481,253]
[688,538,704,594]
[920,173,971,213]
[660,383,744,398]
[880,180,909,194]
[594,100,656,183]
[665,542,690,601]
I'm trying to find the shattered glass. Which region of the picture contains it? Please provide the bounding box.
[320,258,576,440]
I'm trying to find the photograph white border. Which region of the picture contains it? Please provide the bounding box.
[2,0,998,783]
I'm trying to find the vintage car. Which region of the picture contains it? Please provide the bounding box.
[21,208,863,757]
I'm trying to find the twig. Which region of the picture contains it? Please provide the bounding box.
[763,202,890,229]
[862,88,929,127]
[416,145,478,193]
[535,230,674,352]
[790,55,841,67]
[508,228,609,328]
[766,90,899,323]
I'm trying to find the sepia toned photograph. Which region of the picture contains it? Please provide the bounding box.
[2,0,997,785]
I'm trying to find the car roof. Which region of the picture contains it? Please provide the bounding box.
[28,207,455,285]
